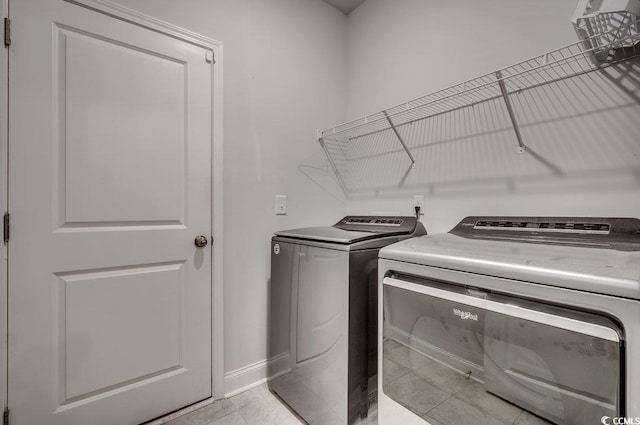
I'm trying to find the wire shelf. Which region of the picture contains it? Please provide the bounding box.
[319,19,640,195]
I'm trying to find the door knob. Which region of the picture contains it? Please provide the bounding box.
[194,235,208,248]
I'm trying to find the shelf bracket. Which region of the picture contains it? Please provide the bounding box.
[496,71,526,154]
[382,111,416,167]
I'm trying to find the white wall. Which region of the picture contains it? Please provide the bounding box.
[346,0,579,118]
[110,0,348,394]
[345,0,640,234]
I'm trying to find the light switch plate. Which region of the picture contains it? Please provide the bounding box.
[275,195,287,215]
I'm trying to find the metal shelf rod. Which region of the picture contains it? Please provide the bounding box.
[496,71,526,154]
[383,111,416,167]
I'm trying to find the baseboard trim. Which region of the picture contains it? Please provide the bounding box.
[224,353,290,398]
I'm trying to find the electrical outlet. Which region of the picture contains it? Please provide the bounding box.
[275,195,287,215]
[413,195,425,209]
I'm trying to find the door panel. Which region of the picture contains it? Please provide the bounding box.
[60,262,183,401]
[8,1,212,424]
[61,27,186,225]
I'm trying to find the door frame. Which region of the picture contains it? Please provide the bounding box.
[0,2,226,423]
[1,0,8,422]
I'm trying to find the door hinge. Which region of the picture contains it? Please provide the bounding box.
[3,212,9,244]
[4,18,10,48]
[205,51,214,64]
[3,407,8,425]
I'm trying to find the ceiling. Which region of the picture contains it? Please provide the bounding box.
[322,0,366,14]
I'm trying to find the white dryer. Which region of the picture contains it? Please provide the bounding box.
[378,216,640,425]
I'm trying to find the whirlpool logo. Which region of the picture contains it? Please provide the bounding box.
[453,308,478,321]
[602,417,640,425]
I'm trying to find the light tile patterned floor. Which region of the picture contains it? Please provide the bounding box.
[382,339,551,425]
[165,384,304,425]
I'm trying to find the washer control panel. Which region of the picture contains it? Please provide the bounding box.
[334,215,418,234]
[344,217,404,226]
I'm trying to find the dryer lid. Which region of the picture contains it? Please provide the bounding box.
[379,217,640,300]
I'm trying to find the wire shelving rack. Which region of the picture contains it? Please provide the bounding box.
[318,18,640,195]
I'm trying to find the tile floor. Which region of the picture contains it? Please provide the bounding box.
[165,384,304,425]
[382,339,551,425]
[164,338,553,425]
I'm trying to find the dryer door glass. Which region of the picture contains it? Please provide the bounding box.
[382,277,622,425]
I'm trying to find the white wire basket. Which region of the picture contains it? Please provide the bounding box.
[572,0,640,63]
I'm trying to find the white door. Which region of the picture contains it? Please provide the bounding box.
[8,1,212,424]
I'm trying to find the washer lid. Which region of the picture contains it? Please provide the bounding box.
[274,226,379,244]
[274,215,422,244]
[380,233,640,300]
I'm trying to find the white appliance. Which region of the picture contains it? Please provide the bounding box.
[269,216,426,425]
[378,216,640,425]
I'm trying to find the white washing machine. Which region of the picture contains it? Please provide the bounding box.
[378,216,640,425]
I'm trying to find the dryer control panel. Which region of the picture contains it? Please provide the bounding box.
[450,216,640,251]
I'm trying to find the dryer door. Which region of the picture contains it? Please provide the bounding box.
[382,276,622,425]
